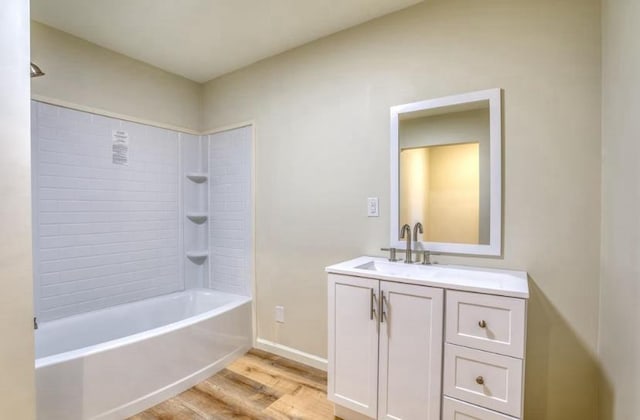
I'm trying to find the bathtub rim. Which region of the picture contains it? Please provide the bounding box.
[35,291,252,369]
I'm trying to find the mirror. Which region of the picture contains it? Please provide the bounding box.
[390,89,502,256]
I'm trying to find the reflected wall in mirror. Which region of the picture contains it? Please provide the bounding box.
[400,142,481,244]
[390,89,501,256]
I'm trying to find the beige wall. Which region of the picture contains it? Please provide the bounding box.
[30,22,201,132]
[0,0,35,418]
[598,0,640,418]
[202,1,602,418]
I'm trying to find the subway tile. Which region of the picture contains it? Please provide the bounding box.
[33,102,182,321]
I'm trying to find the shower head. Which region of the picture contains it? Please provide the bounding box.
[30,62,45,78]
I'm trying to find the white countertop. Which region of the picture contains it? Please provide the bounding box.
[326,256,529,299]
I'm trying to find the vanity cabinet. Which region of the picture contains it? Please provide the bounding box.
[326,257,529,420]
[328,274,443,420]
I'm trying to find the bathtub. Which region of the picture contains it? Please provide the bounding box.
[35,288,252,420]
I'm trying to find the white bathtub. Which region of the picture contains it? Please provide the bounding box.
[35,288,252,420]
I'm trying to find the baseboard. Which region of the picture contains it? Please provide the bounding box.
[255,338,328,371]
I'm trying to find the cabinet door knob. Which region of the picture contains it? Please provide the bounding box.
[476,376,484,385]
[478,320,487,328]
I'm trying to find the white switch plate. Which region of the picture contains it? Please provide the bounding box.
[367,197,379,217]
[275,305,285,323]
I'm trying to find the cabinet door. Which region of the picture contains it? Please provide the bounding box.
[378,281,443,420]
[328,274,380,418]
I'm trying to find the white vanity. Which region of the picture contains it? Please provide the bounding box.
[326,256,528,420]
[329,89,527,419]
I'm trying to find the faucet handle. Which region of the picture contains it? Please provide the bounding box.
[421,250,432,265]
[381,247,400,262]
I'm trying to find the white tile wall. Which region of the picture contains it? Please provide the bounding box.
[32,102,182,321]
[209,126,252,297]
[32,102,253,320]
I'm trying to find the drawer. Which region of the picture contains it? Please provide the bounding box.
[446,290,525,358]
[442,397,518,420]
[443,344,523,418]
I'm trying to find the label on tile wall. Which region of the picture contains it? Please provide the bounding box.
[112,130,130,166]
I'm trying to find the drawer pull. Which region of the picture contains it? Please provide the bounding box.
[475,376,484,385]
[478,320,487,328]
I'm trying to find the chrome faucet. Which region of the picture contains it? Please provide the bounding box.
[413,222,423,242]
[400,224,412,264]
[412,222,424,263]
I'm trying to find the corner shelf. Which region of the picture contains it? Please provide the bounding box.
[186,172,208,183]
[186,213,208,224]
[186,251,208,265]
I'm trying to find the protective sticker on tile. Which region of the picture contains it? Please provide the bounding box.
[112,130,129,166]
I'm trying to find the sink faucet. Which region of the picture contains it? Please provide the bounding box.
[400,224,412,264]
[412,222,424,263]
[413,222,423,242]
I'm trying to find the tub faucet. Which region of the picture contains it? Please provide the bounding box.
[400,224,412,264]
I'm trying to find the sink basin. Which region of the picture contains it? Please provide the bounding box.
[327,256,529,299]
[355,260,440,278]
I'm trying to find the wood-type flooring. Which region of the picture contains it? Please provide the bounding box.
[129,349,335,420]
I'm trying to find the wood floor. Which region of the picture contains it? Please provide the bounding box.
[129,349,335,420]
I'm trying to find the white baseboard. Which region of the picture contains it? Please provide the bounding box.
[255,338,328,371]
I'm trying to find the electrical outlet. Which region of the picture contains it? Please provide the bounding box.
[367,197,379,217]
[275,305,285,323]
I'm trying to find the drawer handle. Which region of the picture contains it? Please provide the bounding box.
[475,376,484,385]
[478,320,487,328]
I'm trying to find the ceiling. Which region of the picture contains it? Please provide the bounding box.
[31,0,422,83]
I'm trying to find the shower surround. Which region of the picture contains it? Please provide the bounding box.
[31,101,253,419]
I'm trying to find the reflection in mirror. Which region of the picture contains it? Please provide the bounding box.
[400,142,481,244]
[399,105,489,245]
[390,89,501,256]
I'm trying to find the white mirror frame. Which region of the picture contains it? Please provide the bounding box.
[390,88,502,256]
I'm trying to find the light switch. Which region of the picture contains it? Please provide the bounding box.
[275,305,285,323]
[367,197,379,217]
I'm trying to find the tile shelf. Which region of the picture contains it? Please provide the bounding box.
[185,173,208,183]
[186,251,208,265]
[186,213,208,224]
